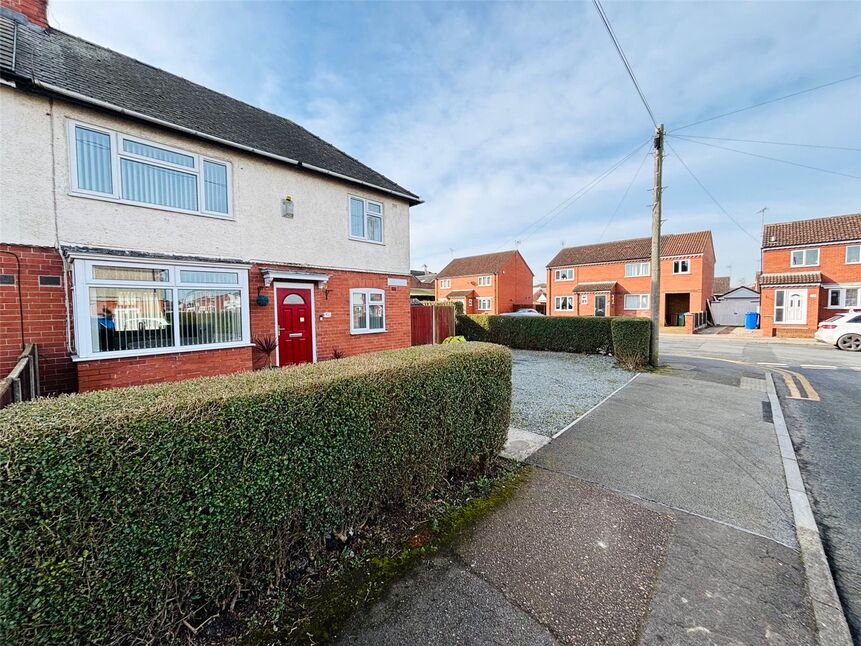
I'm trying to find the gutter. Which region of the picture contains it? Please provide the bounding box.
[26,79,423,205]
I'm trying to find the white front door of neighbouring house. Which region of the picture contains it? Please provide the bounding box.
[779,288,807,324]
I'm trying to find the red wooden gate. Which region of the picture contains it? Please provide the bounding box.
[435,306,454,342]
[411,306,433,345]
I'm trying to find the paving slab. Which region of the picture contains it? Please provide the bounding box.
[336,555,558,645]
[456,468,674,645]
[530,372,797,547]
[641,509,816,645]
[502,427,551,461]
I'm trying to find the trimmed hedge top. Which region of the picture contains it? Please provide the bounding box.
[0,342,512,643]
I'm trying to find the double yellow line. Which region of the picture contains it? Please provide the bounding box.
[667,354,821,402]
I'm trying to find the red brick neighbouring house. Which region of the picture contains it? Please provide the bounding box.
[0,0,420,394]
[545,231,716,329]
[434,250,534,315]
[759,213,861,338]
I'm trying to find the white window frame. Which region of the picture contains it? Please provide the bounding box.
[477,275,492,287]
[672,258,691,274]
[555,296,574,311]
[827,287,860,309]
[846,245,861,264]
[349,288,386,334]
[624,293,649,310]
[624,262,650,277]
[477,297,492,311]
[580,293,588,305]
[67,120,233,219]
[348,195,385,244]
[790,248,820,267]
[554,268,574,281]
[71,256,250,361]
[774,288,807,324]
[439,279,451,289]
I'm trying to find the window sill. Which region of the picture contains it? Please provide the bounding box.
[349,236,386,246]
[350,328,387,335]
[68,190,235,222]
[71,341,253,362]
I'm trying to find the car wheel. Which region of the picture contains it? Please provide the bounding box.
[836,333,861,351]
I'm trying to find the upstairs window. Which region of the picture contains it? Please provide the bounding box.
[790,248,819,267]
[69,121,231,217]
[555,268,574,281]
[349,196,384,243]
[847,245,860,264]
[477,275,492,286]
[624,262,649,277]
[439,279,451,289]
[672,259,691,274]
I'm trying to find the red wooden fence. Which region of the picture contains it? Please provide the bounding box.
[410,305,456,346]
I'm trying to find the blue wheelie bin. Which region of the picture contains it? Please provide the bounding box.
[744,312,759,330]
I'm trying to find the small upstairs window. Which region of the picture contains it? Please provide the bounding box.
[790,248,819,267]
[555,268,574,281]
[846,245,860,264]
[624,262,649,277]
[349,196,384,243]
[672,259,691,274]
[439,279,451,289]
[477,275,492,286]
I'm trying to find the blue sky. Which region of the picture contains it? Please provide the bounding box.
[50,1,861,285]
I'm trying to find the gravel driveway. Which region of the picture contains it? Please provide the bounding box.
[511,350,633,437]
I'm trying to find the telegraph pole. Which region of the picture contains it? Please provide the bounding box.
[649,124,664,366]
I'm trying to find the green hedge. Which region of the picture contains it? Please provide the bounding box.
[457,314,614,354]
[610,317,652,369]
[0,343,511,644]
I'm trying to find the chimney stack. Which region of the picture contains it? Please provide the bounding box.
[0,0,48,27]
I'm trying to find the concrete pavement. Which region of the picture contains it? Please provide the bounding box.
[662,333,861,642]
[337,351,825,644]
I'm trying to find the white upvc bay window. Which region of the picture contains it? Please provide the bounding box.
[72,258,250,360]
[68,121,232,218]
[350,288,386,333]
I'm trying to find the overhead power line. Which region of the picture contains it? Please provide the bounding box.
[510,138,651,247]
[599,150,650,241]
[670,72,861,132]
[670,134,861,180]
[675,134,861,153]
[592,0,657,127]
[664,140,759,242]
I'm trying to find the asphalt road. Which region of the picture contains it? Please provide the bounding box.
[661,334,861,641]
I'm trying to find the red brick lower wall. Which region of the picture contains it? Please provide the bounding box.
[1,245,410,394]
[76,346,253,392]
[1,244,77,395]
[249,264,411,364]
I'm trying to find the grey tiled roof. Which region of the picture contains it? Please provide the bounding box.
[1,19,420,202]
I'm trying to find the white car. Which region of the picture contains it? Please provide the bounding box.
[815,310,861,351]
[501,308,545,317]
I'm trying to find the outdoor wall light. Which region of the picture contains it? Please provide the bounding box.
[281,195,295,218]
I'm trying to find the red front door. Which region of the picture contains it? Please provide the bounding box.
[276,287,313,366]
